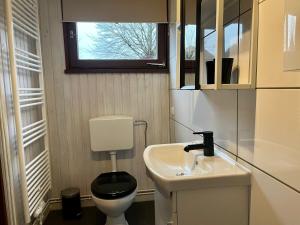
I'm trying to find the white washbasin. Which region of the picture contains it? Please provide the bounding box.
[143,143,250,193]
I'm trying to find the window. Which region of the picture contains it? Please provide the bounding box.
[63,22,168,73]
[185,25,196,60]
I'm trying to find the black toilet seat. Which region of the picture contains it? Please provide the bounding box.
[91,172,137,200]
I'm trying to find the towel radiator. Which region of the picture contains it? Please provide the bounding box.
[4,0,51,223]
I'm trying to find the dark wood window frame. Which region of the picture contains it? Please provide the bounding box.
[63,22,169,74]
[184,60,196,73]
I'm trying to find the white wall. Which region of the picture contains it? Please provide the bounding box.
[170,0,300,224]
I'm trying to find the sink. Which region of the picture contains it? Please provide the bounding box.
[143,143,250,193]
[144,143,251,225]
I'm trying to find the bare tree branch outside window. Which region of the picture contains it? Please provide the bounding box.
[77,23,158,60]
[185,25,196,60]
[77,22,196,61]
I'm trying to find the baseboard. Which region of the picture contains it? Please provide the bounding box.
[49,189,155,211]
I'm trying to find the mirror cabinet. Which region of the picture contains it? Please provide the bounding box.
[178,0,258,90]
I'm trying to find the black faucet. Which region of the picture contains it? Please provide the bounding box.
[184,131,214,157]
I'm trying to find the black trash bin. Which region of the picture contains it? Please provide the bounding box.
[61,187,82,219]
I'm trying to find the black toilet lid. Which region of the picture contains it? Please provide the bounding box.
[91,172,137,200]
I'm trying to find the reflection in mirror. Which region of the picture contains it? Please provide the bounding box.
[222,0,253,85]
[221,0,239,84]
[201,0,217,85]
[201,0,216,38]
[239,9,253,84]
[223,20,238,84]
[200,0,253,86]
[180,0,200,89]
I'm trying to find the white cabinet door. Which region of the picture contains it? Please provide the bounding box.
[177,187,249,225]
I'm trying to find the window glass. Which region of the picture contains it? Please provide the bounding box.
[77,22,158,60]
[185,25,196,60]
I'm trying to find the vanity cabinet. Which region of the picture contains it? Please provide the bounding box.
[155,185,249,225]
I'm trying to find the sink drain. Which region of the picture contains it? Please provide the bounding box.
[176,172,185,176]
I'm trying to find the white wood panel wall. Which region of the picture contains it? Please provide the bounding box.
[39,0,170,198]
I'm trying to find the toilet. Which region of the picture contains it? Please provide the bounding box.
[89,116,137,225]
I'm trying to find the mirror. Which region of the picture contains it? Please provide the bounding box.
[179,0,255,90]
[180,0,200,89]
[200,0,254,88]
[200,0,217,86]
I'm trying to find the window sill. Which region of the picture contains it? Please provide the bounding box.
[64,67,169,74]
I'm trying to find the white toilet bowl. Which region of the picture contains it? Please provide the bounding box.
[91,171,137,225]
[92,189,136,225]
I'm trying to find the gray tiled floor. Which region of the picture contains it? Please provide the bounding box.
[44,201,155,225]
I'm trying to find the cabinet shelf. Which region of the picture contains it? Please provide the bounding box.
[200,83,253,90]
[200,84,217,90]
[219,84,253,89]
